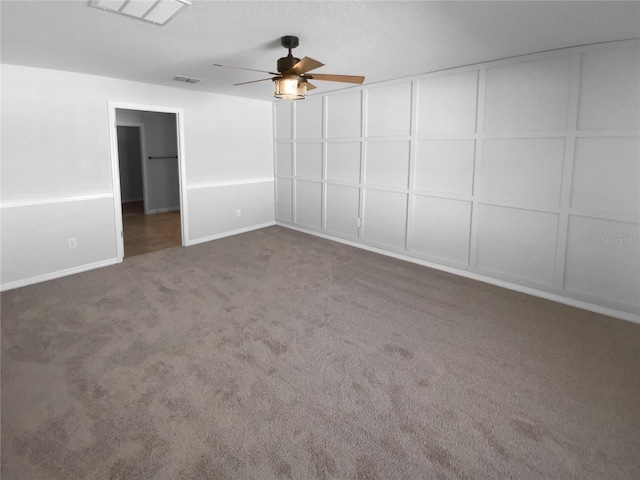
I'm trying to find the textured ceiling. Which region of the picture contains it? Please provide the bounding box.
[2,1,639,102]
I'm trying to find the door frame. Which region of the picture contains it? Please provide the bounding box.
[108,102,188,261]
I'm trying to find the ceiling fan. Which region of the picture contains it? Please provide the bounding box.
[214,36,365,100]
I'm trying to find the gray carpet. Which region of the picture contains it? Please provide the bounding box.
[2,226,639,479]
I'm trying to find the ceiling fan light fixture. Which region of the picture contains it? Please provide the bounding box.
[273,76,307,100]
[215,35,364,100]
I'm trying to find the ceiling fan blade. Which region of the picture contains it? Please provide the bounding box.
[214,64,280,76]
[308,73,365,84]
[306,81,317,91]
[233,78,274,86]
[286,56,325,75]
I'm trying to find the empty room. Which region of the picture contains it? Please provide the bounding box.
[1,1,639,479]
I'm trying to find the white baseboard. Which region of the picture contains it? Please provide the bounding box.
[1,258,121,292]
[146,206,180,214]
[186,222,277,247]
[277,222,640,324]
[1,222,274,291]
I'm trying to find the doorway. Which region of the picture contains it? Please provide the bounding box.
[121,199,181,257]
[109,103,187,261]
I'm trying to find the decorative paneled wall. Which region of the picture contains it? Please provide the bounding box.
[274,40,640,319]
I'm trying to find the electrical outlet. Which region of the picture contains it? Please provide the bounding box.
[356,218,362,228]
[68,238,77,249]
[236,209,241,217]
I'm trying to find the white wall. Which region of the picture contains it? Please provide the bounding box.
[274,40,640,320]
[1,64,274,289]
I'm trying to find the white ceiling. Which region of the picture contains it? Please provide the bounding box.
[2,1,639,102]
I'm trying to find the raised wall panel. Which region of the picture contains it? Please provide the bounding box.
[277,178,293,222]
[295,97,323,139]
[365,141,410,188]
[481,138,565,206]
[578,46,640,130]
[276,143,292,176]
[571,137,640,217]
[326,142,361,183]
[363,189,407,248]
[327,91,361,138]
[275,102,292,140]
[366,82,412,137]
[295,143,323,179]
[564,216,640,309]
[477,205,558,285]
[415,140,475,195]
[326,184,360,238]
[484,55,571,132]
[409,196,471,265]
[417,70,478,134]
[295,180,322,228]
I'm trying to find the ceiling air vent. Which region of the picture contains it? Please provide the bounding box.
[173,76,202,84]
[88,0,191,26]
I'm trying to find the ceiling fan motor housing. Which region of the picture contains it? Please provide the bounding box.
[278,35,301,73]
[277,55,301,73]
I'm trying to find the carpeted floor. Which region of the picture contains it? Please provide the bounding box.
[2,226,639,479]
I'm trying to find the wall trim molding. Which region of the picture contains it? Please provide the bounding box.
[187,178,274,190]
[108,101,189,260]
[185,221,277,246]
[0,193,114,209]
[1,258,120,292]
[147,206,180,214]
[277,222,640,324]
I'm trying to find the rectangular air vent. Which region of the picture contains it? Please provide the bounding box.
[173,76,202,84]
[88,0,191,26]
